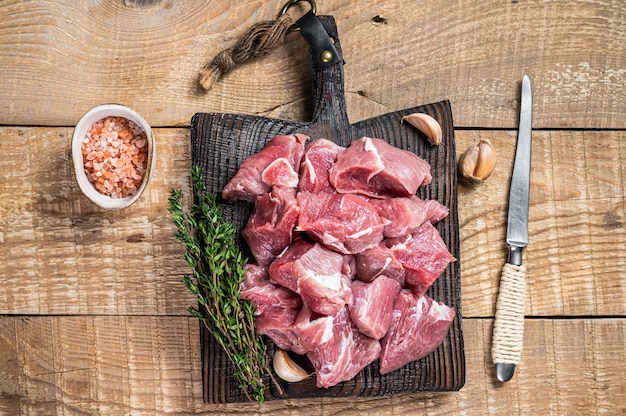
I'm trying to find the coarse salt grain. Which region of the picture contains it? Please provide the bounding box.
[81,116,149,198]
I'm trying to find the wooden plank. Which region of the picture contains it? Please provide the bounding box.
[0,316,203,415]
[0,127,194,315]
[0,0,625,128]
[457,130,626,317]
[0,316,624,414]
[1,128,624,317]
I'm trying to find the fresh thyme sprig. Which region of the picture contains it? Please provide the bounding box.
[168,165,269,402]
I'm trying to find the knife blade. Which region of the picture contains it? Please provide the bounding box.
[491,75,532,382]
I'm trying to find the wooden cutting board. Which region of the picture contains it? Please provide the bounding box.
[190,14,464,403]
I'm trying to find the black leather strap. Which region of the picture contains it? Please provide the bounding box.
[296,11,343,71]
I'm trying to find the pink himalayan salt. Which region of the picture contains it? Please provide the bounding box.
[81,116,148,198]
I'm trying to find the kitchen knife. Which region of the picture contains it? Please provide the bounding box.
[492,75,532,382]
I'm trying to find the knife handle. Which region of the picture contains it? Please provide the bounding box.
[491,262,526,366]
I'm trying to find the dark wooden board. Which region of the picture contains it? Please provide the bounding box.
[190,15,464,403]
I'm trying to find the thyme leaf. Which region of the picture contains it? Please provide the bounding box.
[168,165,268,402]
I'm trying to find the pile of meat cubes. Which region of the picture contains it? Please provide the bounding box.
[223,134,456,388]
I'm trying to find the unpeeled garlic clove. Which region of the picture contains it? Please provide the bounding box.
[401,113,443,145]
[273,349,311,383]
[459,139,497,183]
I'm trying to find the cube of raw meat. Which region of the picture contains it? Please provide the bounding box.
[349,276,401,339]
[255,304,305,354]
[306,307,381,388]
[354,242,405,284]
[329,137,432,198]
[370,196,449,238]
[240,264,302,315]
[297,192,386,254]
[267,238,314,292]
[222,133,307,202]
[268,238,352,315]
[299,138,345,193]
[388,222,456,297]
[297,272,353,316]
[242,186,299,266]
[379,291,455,374]
[294,303,335,352]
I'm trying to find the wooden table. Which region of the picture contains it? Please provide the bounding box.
[1,1,625,414]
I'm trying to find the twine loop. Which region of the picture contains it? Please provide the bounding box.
[198,0,317,91]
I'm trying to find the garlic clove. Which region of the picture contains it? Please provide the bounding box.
[401,113,443,145]
[273,349,311,383]
[459,139,497,183]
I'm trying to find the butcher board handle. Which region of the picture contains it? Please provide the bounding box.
[296,13,351,144]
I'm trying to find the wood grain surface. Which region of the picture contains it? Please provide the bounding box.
[2,128,623,317]
[1,0,625,128]
[1,317,624,415]
[1,0,625,414]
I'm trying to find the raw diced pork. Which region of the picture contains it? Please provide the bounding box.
[298,272,353,316]
[297,192,386,254]
[242,186,299,266]
[222,133,307,202]
[388,222,456,297]
[329,137,432,198]
[255,305,304,354]
[379,291,455,374]
[268,238,352,315]
[349,276,401,339]
[225,134,456,388]
[306,307,381,388]
[370,196,449,238]
[299,138,344,193]
[354,242,406,284]
[240,264,302,315]
[267,238,315,292]
[295,303,335,352]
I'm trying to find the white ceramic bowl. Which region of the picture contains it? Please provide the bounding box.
[72,104,156,209]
